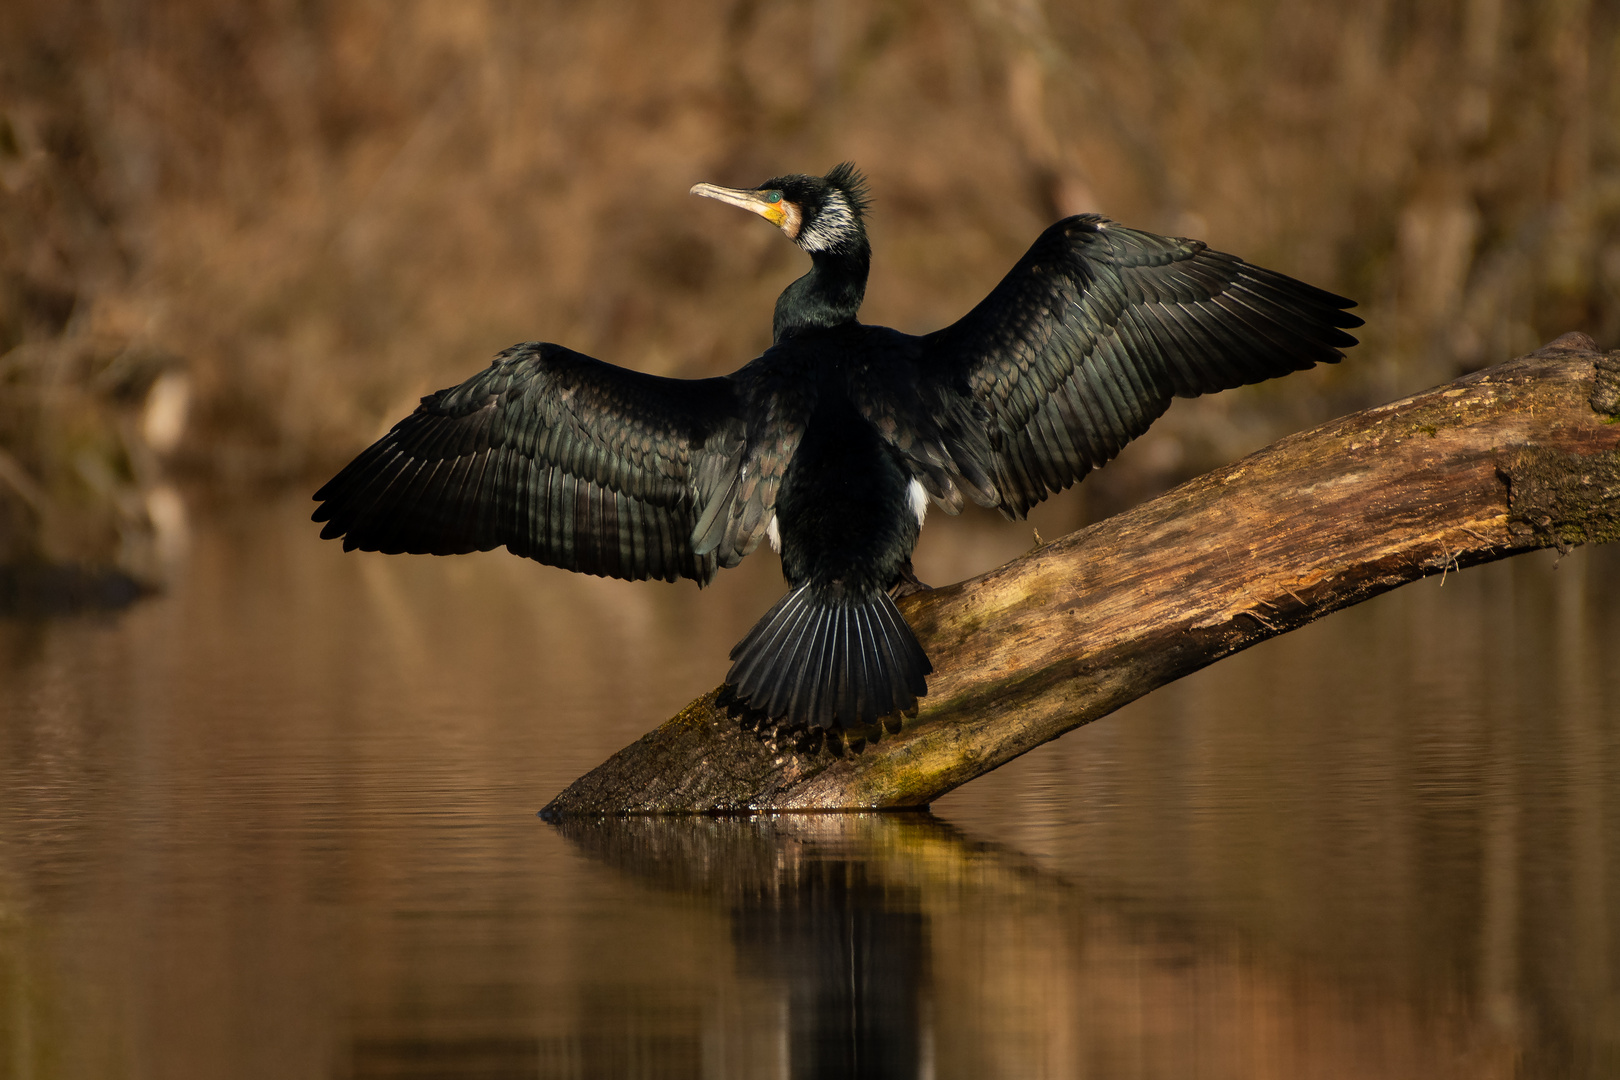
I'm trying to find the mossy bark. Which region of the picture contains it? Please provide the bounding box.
[543,334,1620,816]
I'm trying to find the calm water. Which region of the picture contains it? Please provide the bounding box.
[1,491,1617,1079]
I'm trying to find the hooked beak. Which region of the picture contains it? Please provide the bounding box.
[690,182,789,229]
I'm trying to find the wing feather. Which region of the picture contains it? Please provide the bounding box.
[921,215,1361,517]
[313,341,746,584]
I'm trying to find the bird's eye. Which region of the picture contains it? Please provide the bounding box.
[765,191,783,204]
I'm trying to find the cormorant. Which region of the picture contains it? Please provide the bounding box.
[313,163,1360,731]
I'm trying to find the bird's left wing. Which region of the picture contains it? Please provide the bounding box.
[312,342,745,584]
[918,215,1362,518]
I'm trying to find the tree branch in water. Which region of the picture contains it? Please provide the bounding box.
[543,334,1620,815]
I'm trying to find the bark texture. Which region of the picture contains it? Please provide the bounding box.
[543,335,1620,815]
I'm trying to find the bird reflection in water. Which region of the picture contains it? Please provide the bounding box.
[729,847,929,1078]
[557,814,943,1079]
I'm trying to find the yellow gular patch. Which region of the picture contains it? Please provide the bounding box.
[778,201,802,239]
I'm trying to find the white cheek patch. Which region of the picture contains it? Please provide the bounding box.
[908,478,929,528]
[798,192,855,253]
[766,514,781,553]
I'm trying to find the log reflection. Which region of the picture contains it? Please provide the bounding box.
[552,813,1518,1079]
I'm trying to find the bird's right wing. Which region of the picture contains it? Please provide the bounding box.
[312,342,746,585]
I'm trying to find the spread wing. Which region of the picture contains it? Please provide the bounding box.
[312,342,746,584]
[921,215,1362,518]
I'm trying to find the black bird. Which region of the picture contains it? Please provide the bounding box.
[313,163,1361,731]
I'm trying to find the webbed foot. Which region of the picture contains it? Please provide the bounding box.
[889,565,932,598]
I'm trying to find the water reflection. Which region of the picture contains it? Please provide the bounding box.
[550,812,1534,1080]
[560,815,932,1078]
[0,492,1616,1078]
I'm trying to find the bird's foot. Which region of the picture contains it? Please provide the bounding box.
[889,568,932,599]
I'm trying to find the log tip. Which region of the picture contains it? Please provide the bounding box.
[1533,330,1601,356]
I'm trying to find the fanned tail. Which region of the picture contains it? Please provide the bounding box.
[726,586,932,730]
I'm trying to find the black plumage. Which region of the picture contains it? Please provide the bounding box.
[314,345,745,582]
[314,163,1361,731]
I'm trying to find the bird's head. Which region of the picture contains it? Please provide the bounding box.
[691,162,870,255]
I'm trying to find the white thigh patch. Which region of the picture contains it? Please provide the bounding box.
[907,478,929,528]
[766,514,781,553]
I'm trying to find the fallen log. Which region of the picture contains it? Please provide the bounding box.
[542,333,1620,815]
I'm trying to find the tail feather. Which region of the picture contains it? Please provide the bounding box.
[727,586,932,730]
[728,587,805,705]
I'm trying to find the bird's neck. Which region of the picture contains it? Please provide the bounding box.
[773,244,870,343]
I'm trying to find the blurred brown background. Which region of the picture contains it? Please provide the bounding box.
[3,0,1617,591]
